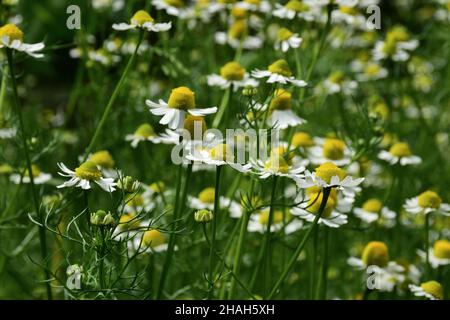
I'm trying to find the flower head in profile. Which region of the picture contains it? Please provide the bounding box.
[322,71,357,95]
[274,27,303,52]
[0,23,44,58]
[126,123,162,148]
[146,86,217,129]
[88,150,117,177]
[378,142,422,166]
[404,190,450,216]
[112,10,172,32]
[188,187,232,211]
[251,147,305,180]
[207,61,258,91]
[266,89,306,129]
[252,59,307,87]
[373,26,418,62]
[132,229,168,253]
[418,240,450,269]
[409,281,443,300]
[152,0,189,18]
[215,19,263,50]
[273,0,319,21]
[57,161,116,192]
[308,137,352,166]
[354,198,396,227]
[247,208,303,234]
[10,165,52,185]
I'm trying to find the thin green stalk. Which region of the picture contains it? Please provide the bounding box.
[83,30,144,159]
[6,49,52,300]
[310,226,318,299]
[268,187,331,299]
[317,227,330,300]
[0,65,7,114]
[212,87,231,128]
[207,165,222,299]
[425,214,430,277]
[98,228,106,290]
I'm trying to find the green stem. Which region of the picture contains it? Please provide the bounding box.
[317,227,330,300]
[425,214,430,277]
[98,228,106,290]
[268,187,331,299]
[0,65,7,114]
[6,49,53,300]
[83,30,144,159]
[212,87,231,128]
[207,165,222,299]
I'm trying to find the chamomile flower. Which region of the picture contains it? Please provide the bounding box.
[10,165,52,185]
[273,0,318,21]
[146,86,217,129]
[295,162,364,196]
[356,62,388,81]
[186,141,251,172]
[409,281,443,300]
[131,229,169,253]
[56,161,116,192]
[188,187,232,211]
[291,132,315,150]
[215,20,263,50]
[247,209,303,234]
[152,0,190,18]
[87,150,116,178]
[377,142,422,166]
[274,27,303,52]
[418,240,450,268]
[404,191,450,216]
[308,137,352,166]
[251,59,307,87]
[124,192,155,214]
[207,61,258,90]
[112,10,172,32]
[251,151,305,180]
[373,26,418,62]
[266,89,306,129]
[235,0,271,13]
[331,1,366,28]
[126,123,162,148]
[0,23,44,58]
[322,71,358,95]
[354,198,396,227]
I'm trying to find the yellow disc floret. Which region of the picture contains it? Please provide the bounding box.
[418,191,442,209]
[75,161,102,181]
[362,199,383,214]
[184,115,207,137]
[165,0,185,7]
[269,89,292,111]
[135,123,155,138]
[258,210,284,226]
[264,154,290,174]
[209,143,234,162]
[361,241,389,267]
[323,138,346,160]
[131,10,154,26]
[228,20,247,40]
[277,28,294,41]
[315,162,346,184]
[285,0,308,12]
[24,165,42,178]
[168,86,196,110]
[420,281,443,300]
[291,132,314,148]
[142,230,166,248]
[389,142,412,157]
[268,59,292,77]
[307,192,336,218]
[0,24,24,43]
[433,240,450,259]
[199,187,215,204]
[90,150,115,169]
[220,62,246,81]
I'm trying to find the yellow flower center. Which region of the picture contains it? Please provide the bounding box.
[315,162,346,184]
[291,132,314,148]
[198,187,215,204]
[119,213,140,230]
[382,39,397,55]
[143,230,166,248]
[220,61,246,81]
[322,138,346,160]
[264,154,290,174]
[0,24,24,43]
[329,71,345,84]
[418,191,442,209]
[127,194,144,207]
[168,86,196,110]
[364,63,381,76]
[387,26,410,43]
[340,6,358,15]
[268,59,292,77]
[433,240,450,259]
[269,89,292,111]
[228,20,247,40]
[209,143,234,162]
[285,0,308,12]
[389,142,412,157]
[362,241,389,267]
[371,100,389,119]
[25,165,42,178]
[149,181,165,193]
[0,164,13,175]
[277,28,293,41]
[75,161,102,181]
[231,7,248,19]
[165,0,185,7]
[135,123,155,138]
[245,0,260,4]
[131,10,154,26]
[258,210,284,226]
[420,281,443,300]
[307,193,336,218]
[306,186,337,201]
[270,146,293,165]
[90,150,115,169]
[184,115,207,137]
[362,199,383,213]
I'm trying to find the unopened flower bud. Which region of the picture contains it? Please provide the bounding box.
[194,209,214,223]
[90,210,115,227]
[117,176,140,193]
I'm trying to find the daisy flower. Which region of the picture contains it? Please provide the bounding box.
[418,240,450,268]
[124,192,155,214]
[404,190,450,216]
[10,165,52,185]
[152,0,190,18]
[409,281,443,300]
[188,187,232,211]
[56,161,116,192]
[356,62,388,81]
[266,89,306,129]
[126,123,162,148]
[354,198,396,227]
[377,142,422,166]
[331,1,366,28]
[215,20,263,50]
[291,132,315,151]
[87,150,117,178]
[112,10,172,32]
[308,137,352,166]
[0,23,44,58]
[296,162,364,195]
[146,86,217,129]
[251,59,307,87]
[186,141,251,172]
[373,26,418,62]
[274,27,303,52]
[247,209,303,234]
[251,151,305,180]
[235,0,271,13]
[273,0,318,21]
[322,71,358,95]
[131,229,169,253]
[207,61,258,91]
